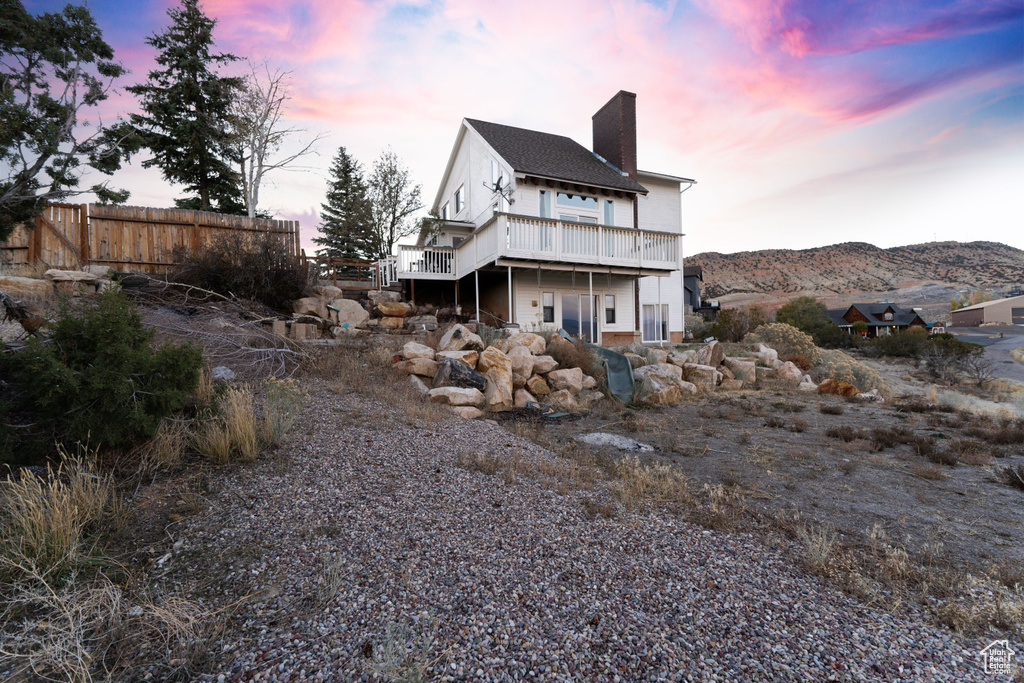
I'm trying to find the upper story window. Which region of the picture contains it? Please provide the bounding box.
[604,199,614,225]
[491,160,505,190]
[539,190,551,218]
[441,202,449,220]
[884,311,894,321]
[454,185,465,214]
[557,192,598,210]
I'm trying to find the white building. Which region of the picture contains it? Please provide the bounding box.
[394,91,695,346]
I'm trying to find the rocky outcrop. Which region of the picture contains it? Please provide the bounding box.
[439,324,484,352]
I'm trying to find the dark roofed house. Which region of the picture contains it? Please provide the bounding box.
[826,302,928,339]
[683,265,702,312]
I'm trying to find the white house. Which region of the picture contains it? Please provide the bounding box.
[393,91,695,346]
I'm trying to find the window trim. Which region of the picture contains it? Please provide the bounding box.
[454,185,465,214]
[605,294,616,324]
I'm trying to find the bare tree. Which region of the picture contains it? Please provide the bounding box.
[230,61,324,218]
[367,148,423,260]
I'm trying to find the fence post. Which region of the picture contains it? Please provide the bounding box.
[79,204,89,266]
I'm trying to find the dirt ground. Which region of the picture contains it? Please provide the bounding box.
[496,363,1024,578]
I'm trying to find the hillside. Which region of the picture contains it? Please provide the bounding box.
[690,241,1024,317]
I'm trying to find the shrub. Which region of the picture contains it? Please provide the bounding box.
[922,334,985,384]
[819,404,845,415]
[745,323,820,365]
[548,337,605,381]
[866,327,930,359]
[813,349,885,394]
[786,354,813,372]
[0,289,203,462]
[825,425,865,442]
[709,305,768,343]
[684,314,713,340]
[171,231,305,310]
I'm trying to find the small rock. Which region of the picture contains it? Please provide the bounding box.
[211,366,235,381]
[577,432,654,452]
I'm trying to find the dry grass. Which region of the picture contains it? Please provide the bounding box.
[133,420,189,475]
[796,524,838,576]
[610,456,692,511]
[763,415,786,429]
[455,450,502,476]
[621,412,656,433]
[1001,464,1024,492]
[819,403,845,415]
[789,418,810,433]
[0,449,112,581]
[911,463,946,480]
[262,378,308,447]
[194,385,260,463]
[0,562,215,682]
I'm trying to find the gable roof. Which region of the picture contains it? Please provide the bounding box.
[826,303,924,327]
[683,265,702,280]
[465,118,648,194]
[955,294,1024,313]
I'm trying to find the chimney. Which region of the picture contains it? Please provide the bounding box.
[592,91,637,180]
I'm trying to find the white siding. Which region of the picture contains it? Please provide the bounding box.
[636,174,681,234]
[512,271,635,338]
[638,270,685,336]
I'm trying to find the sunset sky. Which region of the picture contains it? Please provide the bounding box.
[23,0,1024,255]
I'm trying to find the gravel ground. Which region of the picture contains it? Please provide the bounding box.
[157,381,995,682]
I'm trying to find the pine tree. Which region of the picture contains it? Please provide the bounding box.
[126,0,243,213]
[314,147,374,259]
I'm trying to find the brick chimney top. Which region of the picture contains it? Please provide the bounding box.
[592,91,638,180]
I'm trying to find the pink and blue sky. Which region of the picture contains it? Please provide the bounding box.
[26,0,1024,255]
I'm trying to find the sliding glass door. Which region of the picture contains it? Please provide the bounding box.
[561,294,599,342]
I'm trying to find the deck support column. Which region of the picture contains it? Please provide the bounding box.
[589,271,594,343]
[507,266,513,327]
[475,270,480,324]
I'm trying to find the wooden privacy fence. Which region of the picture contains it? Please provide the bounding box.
[1,203,300,274]
[299,254,381,290]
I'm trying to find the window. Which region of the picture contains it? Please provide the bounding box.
[491,160,504,190]
[542,292,554,323]
[454,186,464,214]
[642,304,669,341]
[539,190,551,218]
[557,192,598,210]
[604,199,614,225]
[441,202,449,220]
[605,295,616,324]
[883,311,894,321]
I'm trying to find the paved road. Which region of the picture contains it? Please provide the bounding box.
[946,325,1024,384]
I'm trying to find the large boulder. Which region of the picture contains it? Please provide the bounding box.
[395,358,438,378]
[750,343,779,366]
[379,316,405,329]
[367,290,401,305]
[82,265,114,278]
[478,347,513,411]
[514,388,537,409]
[406,314,437,331]
[723,358,756,384]
[775,361,804,382]
[526,375,551,396]
[44,269,98,283]
[331,299,369,328]
[507,332,546,355]
[683,363,722,392]
[408,375,430,394]
[696,340,725,368]
[507,346,535,389]
[436,350,479,369]
[667,349,698,367]
[402,341,435,361]
[623,352,647,369]
[635,374,683,406]
[477,347,512,374]
[439,324,484,352]
[376,301,412,318]
[720,379,744,391]
[312,284,342,300]
[818,378,859,397]
[579,389,605,409]
[547,367,584,395]
[0,275,51,299]
[293,296,329,320]
[647,348,669,365]
[582,375,598,390]
[548,389,579,412]
[432,358,487,391]
[634,363,683,383]
[798,376,819,392]
[427,386,484,406]
[531,355,559,374]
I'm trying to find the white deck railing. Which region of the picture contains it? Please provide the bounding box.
[394,214,679,280]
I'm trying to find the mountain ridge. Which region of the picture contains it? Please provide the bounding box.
[690,241,1024,300]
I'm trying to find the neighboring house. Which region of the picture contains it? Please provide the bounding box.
[826,302,928,338]
[951,294,1024,327]
[395,91,695,346]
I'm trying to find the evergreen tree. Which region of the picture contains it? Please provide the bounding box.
[126,0,243,213]
[314,146,373,259]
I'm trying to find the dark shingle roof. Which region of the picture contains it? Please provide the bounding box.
[465,119,648,194]
[683,265,703,280]
[827,303,924,327]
